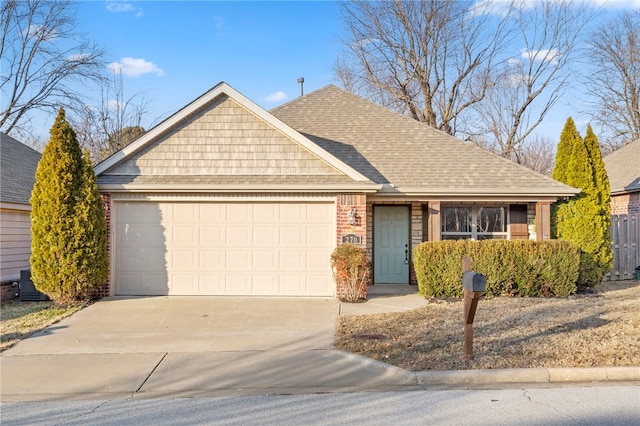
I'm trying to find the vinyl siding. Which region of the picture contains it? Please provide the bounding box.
[0,209,31,281]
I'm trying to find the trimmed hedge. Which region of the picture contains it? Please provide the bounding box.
[413,240,581,298]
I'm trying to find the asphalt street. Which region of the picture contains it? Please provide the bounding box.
[1,385,639,425]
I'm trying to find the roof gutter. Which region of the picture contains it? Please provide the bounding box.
[98,183,382,193]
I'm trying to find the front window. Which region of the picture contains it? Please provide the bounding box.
[441,205,507,240]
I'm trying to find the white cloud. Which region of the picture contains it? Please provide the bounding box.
[67,53,91,62]
[106,2,143,17]
[107,100,125,110]
[473,0,640,16]
[25,24,57,40]
[264,91,288,103]
[521,48,561,63]
[108,57,165,77]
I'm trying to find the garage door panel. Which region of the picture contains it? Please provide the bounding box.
[172,203,197,220]
[143,248,167,271]
[307,204,333,221]
[118,223,143,246]
[199,250,224,270]
[280,226,304,245]
[226,204,251,221]
[253,226,277,245]
[171,274,197,294]
[118,248,143,270]
[306,274,332,295]
[280,204,306,223]
[306,250,330,269]
[253,250,277,269]
[225,275,252,294]
[253,204,278,221]
[279,275,306,294]
[252,275,278,294]
[226,226,250,246]
[307,226,333,245]
[199,226,224,245]
[144,224,166,246]
[114,201,335,296]
[172,225,197,246]
[279,250,304,269]
[199,204,225,220]
[226,250,251,269]
[198,274,224,294]
[171,249,197,270]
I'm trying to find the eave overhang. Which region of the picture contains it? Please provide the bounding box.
[98,183,382,193]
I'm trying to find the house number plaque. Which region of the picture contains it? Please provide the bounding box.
[341,234,362,245]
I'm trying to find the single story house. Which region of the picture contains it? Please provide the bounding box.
[95,82,577,298]
[603,138,640,215]
[0,132,41,285]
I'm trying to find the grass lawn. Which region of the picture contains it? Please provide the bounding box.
[0,301,84,352]
[335,280,640,371]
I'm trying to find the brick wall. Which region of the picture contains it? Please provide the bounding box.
[335,194,368,299]
[93,193,111,298]
[611,192,640,215]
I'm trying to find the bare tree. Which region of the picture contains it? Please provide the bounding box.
[515,135,556,176]
[583,10,640,153]
[0,0,105,135]
[72,71,148,163]
[335,0,512,135]
[468,0,592,162]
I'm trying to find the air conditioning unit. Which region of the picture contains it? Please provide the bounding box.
[19,270,49,301]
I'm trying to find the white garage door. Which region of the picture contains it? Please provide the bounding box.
[114,201,335,296]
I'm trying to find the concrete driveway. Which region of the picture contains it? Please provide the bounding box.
[1,295,426,402]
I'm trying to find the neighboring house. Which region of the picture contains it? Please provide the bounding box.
[603,138,640,215]
[603,138,640,280]
[94,82,578,298]
[0,133,41,284]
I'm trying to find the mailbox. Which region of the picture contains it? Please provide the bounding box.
[463,271,486,292]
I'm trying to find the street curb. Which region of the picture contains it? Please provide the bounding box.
[413,366,640,385]
[335,350,417,385]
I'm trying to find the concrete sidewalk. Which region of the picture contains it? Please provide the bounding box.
[1,293,639,402]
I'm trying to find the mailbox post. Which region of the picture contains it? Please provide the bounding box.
[462,256,485,360]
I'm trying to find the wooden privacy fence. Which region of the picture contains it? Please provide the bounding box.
[605,212,640,281]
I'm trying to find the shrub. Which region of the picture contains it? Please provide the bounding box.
[413,240,580,298]
[551,119,612,285]
[331,244,370,302]
[30,108,108,305]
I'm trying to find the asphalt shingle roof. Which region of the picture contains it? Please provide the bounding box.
[0,133,41,205]
[603,138,640,194]
[271,85,576,197]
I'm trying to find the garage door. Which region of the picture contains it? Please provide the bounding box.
[114,201,335,296]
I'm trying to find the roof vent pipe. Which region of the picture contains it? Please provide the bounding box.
[297,77,304,97]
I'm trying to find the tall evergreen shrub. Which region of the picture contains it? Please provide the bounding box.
[30,108,108,304]
[551,119,613,286]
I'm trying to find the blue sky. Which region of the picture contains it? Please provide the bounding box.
[74,1,343,127]
[29,0,640,142]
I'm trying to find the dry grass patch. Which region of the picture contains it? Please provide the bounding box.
[0,301,83,352]
[335,281,640,371]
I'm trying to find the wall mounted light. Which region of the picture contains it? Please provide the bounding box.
[347,207,357,225]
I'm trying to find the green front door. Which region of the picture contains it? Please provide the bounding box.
[374,206,409,284]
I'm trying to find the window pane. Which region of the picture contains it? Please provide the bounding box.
[442,207,472,233]
[478,207,506,233]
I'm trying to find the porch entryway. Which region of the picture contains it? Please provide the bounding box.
[373,205,410,284]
